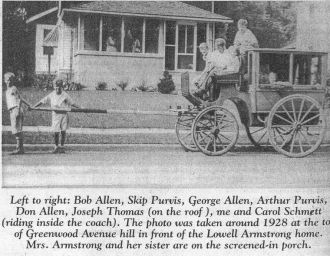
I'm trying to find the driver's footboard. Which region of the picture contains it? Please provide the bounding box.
[181,72,203,106]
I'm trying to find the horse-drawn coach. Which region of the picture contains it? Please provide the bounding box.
[174,48,328,158]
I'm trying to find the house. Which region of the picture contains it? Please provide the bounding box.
[26,1,232,89]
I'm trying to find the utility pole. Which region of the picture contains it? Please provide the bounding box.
[212,1,215,49]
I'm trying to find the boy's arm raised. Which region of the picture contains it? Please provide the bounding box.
[32,95,49,108]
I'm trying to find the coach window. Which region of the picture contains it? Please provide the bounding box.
[293,55,322,85]
[83,15,100,51]
[259,53,290,84]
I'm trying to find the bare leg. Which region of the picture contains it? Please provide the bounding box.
[53,132,60,153]
[60,131,66,153]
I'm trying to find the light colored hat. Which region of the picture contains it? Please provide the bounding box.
[199,42,209,49]
[215,38,226,47]
[238,19,248,27]
[4,72,15,81]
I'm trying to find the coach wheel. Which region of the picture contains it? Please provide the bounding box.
[267,95,326,158]
[175,113,198,152]
[192,106,239,156]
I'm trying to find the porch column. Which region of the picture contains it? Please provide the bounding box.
[58,21,74,80]
[207,23,214,50]
[159,20,165,55]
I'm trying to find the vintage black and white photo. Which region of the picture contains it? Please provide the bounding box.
[1,1,329,255]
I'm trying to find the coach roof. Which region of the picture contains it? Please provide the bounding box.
[62,1,233,23]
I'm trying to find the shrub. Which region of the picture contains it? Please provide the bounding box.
[96,82,107,91]
[137,80,149,92]
[157,71,175,94]
[31,74,56,90]
[116,80,129,91]
[66,82,85,91]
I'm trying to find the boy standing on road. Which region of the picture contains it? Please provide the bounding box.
[33,79,80,153]
[5,72,30,155]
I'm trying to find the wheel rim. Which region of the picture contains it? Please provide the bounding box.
[192,106,239,156]
[175,113,198,152]
[267,95,326,157]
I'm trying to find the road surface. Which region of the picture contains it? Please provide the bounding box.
[2,145,329,188]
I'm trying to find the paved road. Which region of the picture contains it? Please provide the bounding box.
[2,145,329,188]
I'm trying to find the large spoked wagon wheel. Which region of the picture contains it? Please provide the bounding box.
[267,94,326,158]
[175,113,198,152]
[192,106,239,156]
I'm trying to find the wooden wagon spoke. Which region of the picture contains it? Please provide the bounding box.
[180,132,192,140]
[274,113,293,125]
[178,122,194,129]
[204,136,214,151]
[213,137,217,152]
[176,113,198,152]
[272,126,293,136]
[254,128,267,143]
[275,128,288,140]
[280,104,295,123]
[291,99,297,121]
[220,118,235,124]
[271,129,285,143]
[196,121,212,130]
[196,131,213,142]
[298,130,313,148]
[218,133,232,143]
[217,123,233,130]
[270,125,293,128]
[302,124,323,128]
[279,130,294,149]
[215,136,223,147]
[250,127,266,135]
[297,98,305,122]
[197,133,208,146]
[214,112,218,126]
[299,102,316,124]
[215,114,225,125]
[180,117,195,123]
[301,113,321,126]
[297,132,304,153]
[206,118,215,128]
[290,131,297,153]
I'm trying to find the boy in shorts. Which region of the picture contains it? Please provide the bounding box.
[4,72,30,154]
[33,79,80,153]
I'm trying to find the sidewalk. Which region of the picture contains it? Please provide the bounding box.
[2,125,330,147]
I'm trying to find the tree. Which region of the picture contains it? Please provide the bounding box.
[188,1,297,48]
[2,1,57,74]
[216,1,296,48]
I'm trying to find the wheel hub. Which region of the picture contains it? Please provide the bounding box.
[211,127,220,136]
[293,122,302,131]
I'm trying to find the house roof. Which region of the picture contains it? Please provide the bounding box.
[26,7,58,24]
[63,1,232,23]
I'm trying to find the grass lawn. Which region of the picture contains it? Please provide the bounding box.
[2,88,190,129]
